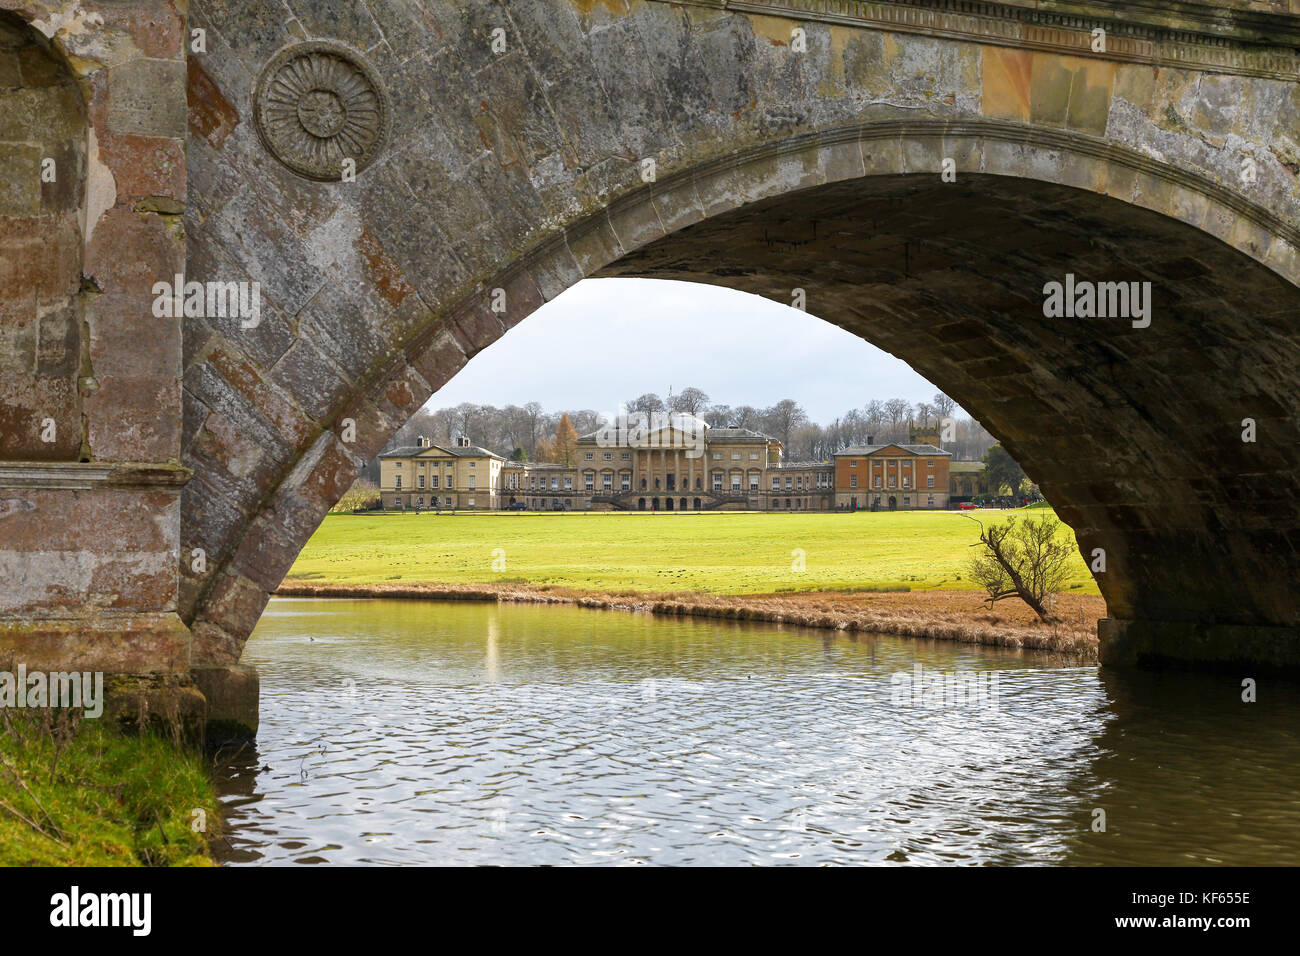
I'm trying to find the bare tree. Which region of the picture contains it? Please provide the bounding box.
[626,392,665,417]
[522,401,544,456]
[762,398,809,450]
[965,514,1073,622]
[883,398,911,441]
[671,386,710,416]
[862,400,885,442]
[788,422,827,461]
[730,405,760,430]
[932,392,956,422]
[703,403,733,426]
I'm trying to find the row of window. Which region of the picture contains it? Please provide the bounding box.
[393,460,481,468]
[848,459,937,468]
[771,474,831,490]
[504,474,634,492]
[395,476,476,490]
[400,470,928,493]
[497,471,832,492]
[583,450,775,463]
[390,492,947,511]
[392,496,476,509]
[848,475,937,489]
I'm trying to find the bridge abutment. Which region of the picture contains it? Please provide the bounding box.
[1099,619,1300,673]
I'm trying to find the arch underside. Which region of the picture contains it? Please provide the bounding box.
[597,172,1300,646]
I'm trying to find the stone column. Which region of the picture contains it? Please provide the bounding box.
[0,3,214,735]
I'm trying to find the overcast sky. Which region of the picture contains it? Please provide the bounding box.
[426,277,943,423]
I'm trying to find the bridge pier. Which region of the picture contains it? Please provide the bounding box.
[1099,619,1300,673]
[0,467,260,739]
[192,664,260,744]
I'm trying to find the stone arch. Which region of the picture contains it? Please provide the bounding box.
[178,2,1300,686]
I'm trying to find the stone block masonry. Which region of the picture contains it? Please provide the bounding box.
[2,0,1299,740]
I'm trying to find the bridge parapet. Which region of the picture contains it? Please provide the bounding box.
[656,0,1300,70]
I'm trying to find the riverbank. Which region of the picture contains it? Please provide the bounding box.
[0,712,218,866]
[276,581,1103,660]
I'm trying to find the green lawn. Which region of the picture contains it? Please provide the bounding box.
[0,715,216,866]
[288,509,1100,596]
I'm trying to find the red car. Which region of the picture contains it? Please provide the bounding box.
[958,502,979,510]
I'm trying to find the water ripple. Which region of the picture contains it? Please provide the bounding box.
[213,598,1300,866]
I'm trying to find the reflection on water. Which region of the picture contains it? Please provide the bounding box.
[213,598,1300,866]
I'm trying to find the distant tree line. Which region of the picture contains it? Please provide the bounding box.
[360,388,997,481]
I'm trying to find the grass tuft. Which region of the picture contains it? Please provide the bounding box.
[0,709,217,867]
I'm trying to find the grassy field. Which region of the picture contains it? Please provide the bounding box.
[287,509,1101,597]
[0,713,216,866]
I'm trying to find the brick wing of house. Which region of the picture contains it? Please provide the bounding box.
[833,442,953,511]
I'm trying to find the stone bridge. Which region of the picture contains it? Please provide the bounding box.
[2,0,1299,736]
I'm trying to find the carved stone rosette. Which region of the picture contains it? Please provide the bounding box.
[253,41,390,181]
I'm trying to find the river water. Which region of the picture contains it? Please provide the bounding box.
[212,598,1300,866]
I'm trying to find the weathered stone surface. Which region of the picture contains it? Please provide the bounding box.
[192,662,259,742]
[3,0,1300,745]
[0,485,179,612]
[0,14,86,461]
[0,0,190,719]
[1100,618,1300,672]
[106,57,187,138]
[0,612,191,674]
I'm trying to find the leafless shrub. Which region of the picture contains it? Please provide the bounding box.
[966,514,1073,622]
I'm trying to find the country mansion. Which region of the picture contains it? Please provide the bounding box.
[378,416,980,512]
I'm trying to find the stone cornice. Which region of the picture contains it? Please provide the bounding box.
[650,0,1300,80]
[0,462,192,490]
